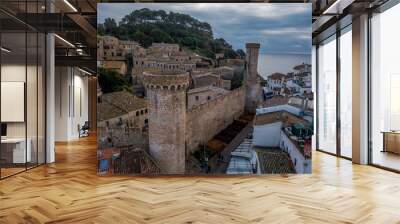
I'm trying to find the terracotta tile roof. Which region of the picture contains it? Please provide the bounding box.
[254,111,309,126]
[268,73,286,80]
[98,91,148,121]
[282,87,291,95]
[293,63,311,70]
[254,147,295,174]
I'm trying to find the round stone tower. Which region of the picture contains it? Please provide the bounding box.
[245,43,262,114]
[142,71,190,174]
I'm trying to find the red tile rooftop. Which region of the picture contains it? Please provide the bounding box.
[268,73,286,80]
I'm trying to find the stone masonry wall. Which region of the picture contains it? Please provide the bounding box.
[186,87,245,154]
[147,88,187,174]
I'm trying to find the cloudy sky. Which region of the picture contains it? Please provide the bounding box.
[98,3,311,55]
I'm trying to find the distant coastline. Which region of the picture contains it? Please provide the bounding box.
[258,53,311,79]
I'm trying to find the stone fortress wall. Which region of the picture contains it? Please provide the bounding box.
[142,43,259,173]
[143,70,245,171]
[185,86,245,154]
[140,42,259,173]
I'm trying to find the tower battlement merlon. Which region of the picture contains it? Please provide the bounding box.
[245,43,261,49]
[142,71,190,91]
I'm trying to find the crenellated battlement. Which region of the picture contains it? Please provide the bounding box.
[245,43,261,49]
[142,71,190,91]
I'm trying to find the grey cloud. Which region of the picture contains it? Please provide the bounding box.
[98,3,311,54]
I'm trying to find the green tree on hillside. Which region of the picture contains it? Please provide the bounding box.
[98,8,243,59]
[98,67,131,93]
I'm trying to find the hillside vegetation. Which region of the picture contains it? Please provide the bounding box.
[98,8,245,59]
